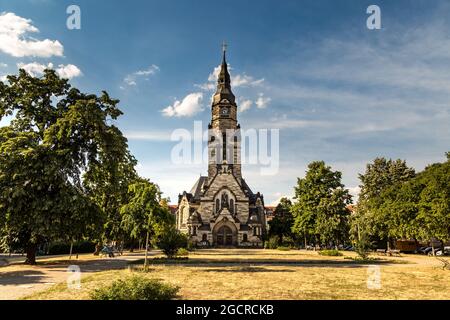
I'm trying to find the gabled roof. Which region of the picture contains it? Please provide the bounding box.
[189,176,208,201]
[241,178,255,199]
[168,205,178,215]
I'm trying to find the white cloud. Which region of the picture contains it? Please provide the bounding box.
[124,77,137,86]
[233,74,265,87]
[135,65,160,76]
[347,186,361,201]
[0,12,63,58]
[269,195,294,207]
[0,63,7,68]
[161,92,204,117]
[238,98,253,112]
[17,62,82,79]
[123,65,159,87]
[255,93,271,109]
[54,64,82,79]
[197,64,265,91]
[17,62,50,76]
[124,130,173,141]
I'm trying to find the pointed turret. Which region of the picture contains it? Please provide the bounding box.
[213,42,235,104]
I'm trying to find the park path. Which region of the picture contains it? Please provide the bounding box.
[0,252,148,300]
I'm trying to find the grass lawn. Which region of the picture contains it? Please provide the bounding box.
[22,249,450,300]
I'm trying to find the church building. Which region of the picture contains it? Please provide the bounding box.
[176,47,267,247]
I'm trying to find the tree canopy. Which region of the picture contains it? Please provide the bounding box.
[0,70,136,264]
[291,161,352,247]
[268,197,293,244]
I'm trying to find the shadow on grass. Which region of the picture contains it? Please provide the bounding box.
[203,266,296,273]
[129,258,401,267]
[0,270,47,286]
[36,258,133,273]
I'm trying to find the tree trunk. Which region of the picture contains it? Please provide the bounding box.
[69,241,73,260]
[144,231,150,270]
[431,242,435,256]
[25,243,37,265]
[304,234,307,249]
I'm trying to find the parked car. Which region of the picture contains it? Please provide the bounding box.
[416,246,428,254]
[421,247,434,255]
[427,247,443,256]
[435,247,450,256]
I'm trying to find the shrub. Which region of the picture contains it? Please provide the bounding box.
[187,241,196,251]
[90,275,179,300]
[319,249,343,256]
[176,248,189,256]
[157,228,188,258]
[281,236,297,248]
[264,236,280,249]
[47,241,96,255]
[354,234,372,260]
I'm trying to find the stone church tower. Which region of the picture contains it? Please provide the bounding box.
[176,47,267,247]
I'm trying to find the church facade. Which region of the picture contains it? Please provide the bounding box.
[175,49,267,247]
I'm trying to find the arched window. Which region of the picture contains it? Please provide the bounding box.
[202,234,208,242]
[230,199,234,214]
[216,198,220,213]
[179,206,185,225]
[243,234,248,242]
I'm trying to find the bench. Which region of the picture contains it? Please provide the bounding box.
[387,249,401,257]
[100,247,115,258]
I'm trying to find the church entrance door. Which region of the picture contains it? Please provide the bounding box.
[217,225,233,246]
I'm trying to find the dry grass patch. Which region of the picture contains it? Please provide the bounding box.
[23,250,450,300]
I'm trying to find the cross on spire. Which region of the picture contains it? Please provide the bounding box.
[221,41,228,65]
[222,41,228,54]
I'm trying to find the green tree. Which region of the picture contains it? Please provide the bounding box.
[291,161,352,248]
[415,159,450,254]
[156,227,188,259]
[120,179,174,268]
[355,158,415,249]
[268,197,293,245]
[371,155,450,255]
[0,70,132,264]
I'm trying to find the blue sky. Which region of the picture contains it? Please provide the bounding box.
[1,0,449,204]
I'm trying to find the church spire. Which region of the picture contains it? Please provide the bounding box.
[222,41,227,64]
[214,41,235,104]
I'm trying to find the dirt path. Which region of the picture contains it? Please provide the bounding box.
[0,252,148,300]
